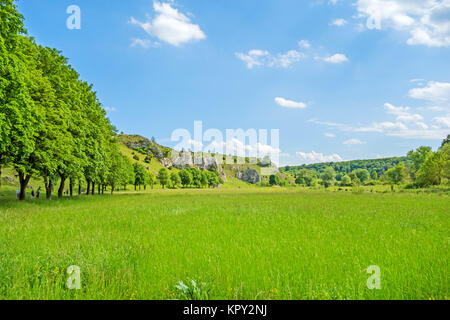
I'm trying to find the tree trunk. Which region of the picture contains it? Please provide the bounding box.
[86,180,91,195]
[135,184,137,191]
[58,175,66,198]
[78,180,82,195]
[111,185,115,195]
[92,182,95,195]
[18,171,31,201]
[98,184,100,195]
[69,178,74,197]
[44,178,53,200]
[0,165,2,189]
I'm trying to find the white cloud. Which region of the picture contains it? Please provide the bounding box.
[298,40,311,48]
[317,53,349,63]
[324,133,336,138]
[384,103,428,128]
[343,138,366,145]
[130,1,206,47]
[275,97,307,109]
[409,81,450,103]
[331,18,348,26]
[236,49,306,69]
[434,115,450,128]
[356,0,450,47]
[295,151,343,164]
[235,50,269,69]
[309,98,449,140]
[130,38,160,49]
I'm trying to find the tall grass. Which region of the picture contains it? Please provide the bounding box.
[0,188,448,300]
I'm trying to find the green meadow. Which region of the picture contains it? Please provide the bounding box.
[0,187,448,300]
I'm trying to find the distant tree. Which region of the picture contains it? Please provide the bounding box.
[416,146,449,186]
[353,169,370,184]
[187,167,202,188]
[148,171,156,189]
[407,146,433,177]
[341,175,352,187]
[144,155,153,163]
[295,169,317,186]
[371,171,378,180]
[269,174,280,186]
[179,169,193,188]
[158,168,169,189]
[321,167,336,188]
[170,171,181,188]
[384,162,407,191]
[201,171,209,188]
[348,171,360,185]
[133,163,146,190]
[207,171,220,188]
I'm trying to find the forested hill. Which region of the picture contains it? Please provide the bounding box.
[280,157,411,177]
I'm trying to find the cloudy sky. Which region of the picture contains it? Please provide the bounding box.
[19,0,450,165]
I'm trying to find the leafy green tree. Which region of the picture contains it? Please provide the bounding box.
[353,169,370,184]
[158,168,169,189]
[295,169,317,186]
[384,162,407,191]
[321,167,336,188]
[179,169,193,188]
[10,37,58,200]
[170,171,181,188]
[0,0,27,190]
[107,147,126,194]
[341,175,352,186]
[371,170,378,180]
[148,171,156,189]
[416,148,448,186]
[207,171,220,188]
[407,146,432,178]
[187,167,202,188]
[201,171,209,188]
[348,171,360,185]
[133,163,146,190]
[269,174,280,186]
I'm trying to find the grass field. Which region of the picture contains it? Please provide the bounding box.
[0,187,448,300]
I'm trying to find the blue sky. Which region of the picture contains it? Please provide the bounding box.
[18,0,450,166]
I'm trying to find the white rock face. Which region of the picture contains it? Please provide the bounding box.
[170,151,227,181]
[172,151,194,169]
[235,168,261,184]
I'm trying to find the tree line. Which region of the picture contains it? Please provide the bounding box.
[284,137,450,190]
[132,165,222,190]
[0,1,130,199]
[282,156,410,178]
[1,1,225,200]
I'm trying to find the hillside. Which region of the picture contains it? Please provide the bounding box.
[117,134,280,187]
[280,156,411,177]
